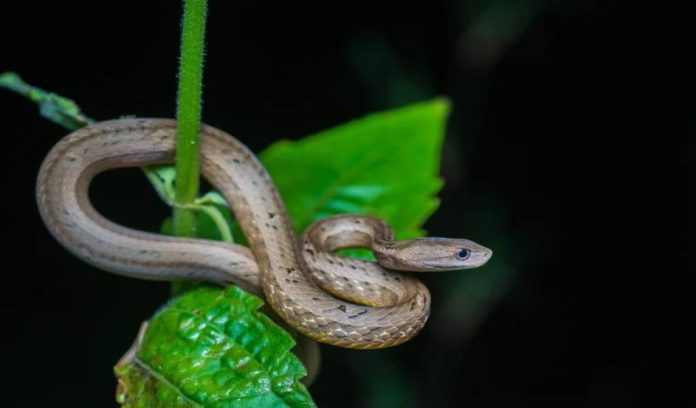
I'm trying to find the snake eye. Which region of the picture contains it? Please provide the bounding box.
[457,248,470,260]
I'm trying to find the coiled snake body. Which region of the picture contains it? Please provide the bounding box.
[36,119,492,349]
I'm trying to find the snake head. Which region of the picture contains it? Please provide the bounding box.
[377,237,493,272]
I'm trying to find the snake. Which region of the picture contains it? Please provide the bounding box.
[36,118,492,349]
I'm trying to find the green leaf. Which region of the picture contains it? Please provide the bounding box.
[115,286,315,408]
[260,98,449,239]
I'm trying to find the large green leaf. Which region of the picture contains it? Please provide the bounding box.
[115,286,315,408]
[260,98,449,239]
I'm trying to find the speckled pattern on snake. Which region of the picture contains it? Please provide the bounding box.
[36,119,492,349]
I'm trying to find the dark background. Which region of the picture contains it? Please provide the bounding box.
[1,1,666,406]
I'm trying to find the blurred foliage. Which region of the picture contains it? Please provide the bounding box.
[115,286,315,407]
[347,34,433,108]
[459,0,540,68]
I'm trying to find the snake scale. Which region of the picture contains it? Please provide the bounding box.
[36,119,492,349]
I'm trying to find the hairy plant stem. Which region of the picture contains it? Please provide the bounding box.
[174,0,208,238]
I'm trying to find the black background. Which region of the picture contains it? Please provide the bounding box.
[1,1,670,406]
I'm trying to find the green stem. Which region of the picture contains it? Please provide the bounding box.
[0,72,94,130]
[174,0,208,238]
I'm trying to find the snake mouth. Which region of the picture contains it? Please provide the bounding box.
[418,251,492,270]
[413,261,464,272]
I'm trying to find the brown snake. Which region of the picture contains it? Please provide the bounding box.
[36,118,492,349]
